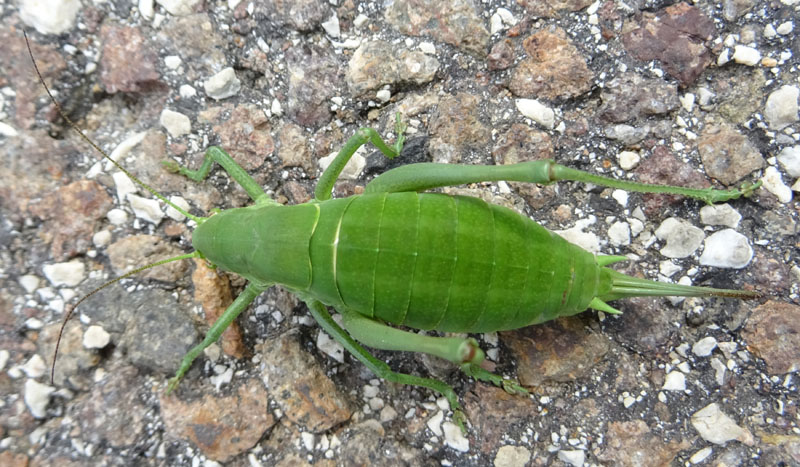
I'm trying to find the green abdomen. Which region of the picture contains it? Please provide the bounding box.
[308,192,603,333]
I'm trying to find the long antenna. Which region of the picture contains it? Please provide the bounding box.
[50,252,201,383]
[23,29,205,224]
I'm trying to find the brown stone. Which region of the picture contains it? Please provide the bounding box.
[28,180,113,260]
[191,258,246,358]
[508,28,593,100]
[518,0,594,18]
[634,146,710,215]
[72,365,147,447]
[385,0,489,56]
[742,301,800,375]
[697,124,765,186]
[277,123,314,172]
[463,384,536,454]
[492,123,553,165]
[597,420,690,466]
[258,330,351,432]
[429,93,490,147]
[107,235,189,282]
[503,316,609,386]
[622,3,715,86]
[99,25,162,93]
[161,378,273,462]
[213,105,275,171]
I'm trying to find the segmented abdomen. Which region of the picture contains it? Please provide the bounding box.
[308,192,600,333]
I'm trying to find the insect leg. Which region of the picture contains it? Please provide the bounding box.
[167,282,268,393]
[315,114,407,201]
[365,160,760,203]
[304,300,470,431]
[340,310,527,410]
[163,146,274,204]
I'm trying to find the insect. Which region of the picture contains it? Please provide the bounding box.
[26,32,760,432]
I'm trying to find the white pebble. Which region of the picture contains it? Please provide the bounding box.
[300,432,314,451]
[380,405,397,422]
[316,331,344,363]
[107,208,129,225]
[516,99,555,129]
[623,395,636,408]
[0,350,9,371]
[662,371,686,391]
[760,166,793,203]
[166,196,191,222]
[764,85,799,130]
[608,221,630,246]
[689,447,713,464]
[659,260,682,277]
[108,132,146,165]
[368,397,384,411]
[353,14,369,28]
[20,0,81,35]
[419,42,436,55]
[319,148,366,180]
[179,84,197,99]
[495,446,531,467]
[204,68,241,100]
[19,275,40,293]
[24,379,55,419]
[209,366,233,390]
[128,194,165,224]
[679,93,696,112]
[777,146,800,178]
[716,48,730,66]
[160,109,191,137]
[427,410,444,437]
[691,403,754,445]
[155,0,202,16]
[697,87,715,107]
[376,89,391,103]
[711,357,727,386]
[164,55,182,69]
[112,171,138,204]
[363,385,379,399]
[699,204,741,229]
[0,122,19,137]
[611,189,628,207]
[628,218,644,237]
[655,218,704,258]
[442,421,469,452]
[25,318,44,330]
[321,14,340,37]
[555,217,600,254]
[732,45,761,66]
[83,325,111,349]
[692,336,718,357]
[139,0,155,20]
[764,24,777,39]
[699,229,753,269]
[776,21,793,35]
[21,355,47,378]
[617,151,640,170]
[490,12,505,35]
[43,260,85,287]
[557,449,585,467]
[271,99,283,116]
[92,230,112,248]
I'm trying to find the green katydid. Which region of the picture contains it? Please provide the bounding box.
[27,32,761,432]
